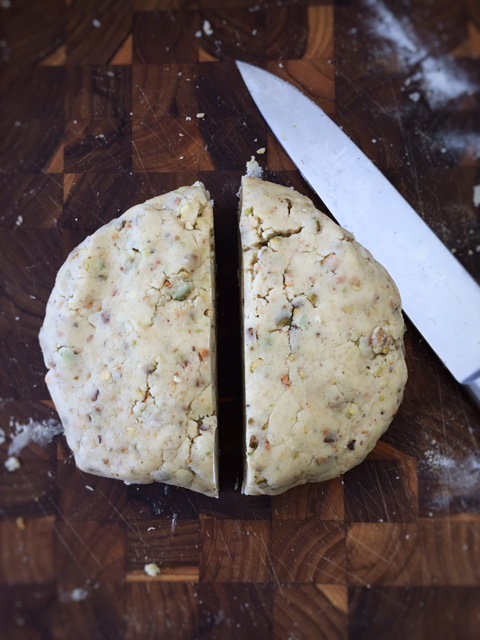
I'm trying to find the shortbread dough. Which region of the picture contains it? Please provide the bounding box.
[39,183,218,497]
[240,177,407,495]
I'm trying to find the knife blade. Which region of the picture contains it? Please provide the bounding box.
[237,61,480,407]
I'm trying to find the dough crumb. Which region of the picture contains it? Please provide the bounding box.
[203,20,214,36]
[5,456,21,472]
[71,588,89,601]
[245,156,263,179]
[144,563,161,577]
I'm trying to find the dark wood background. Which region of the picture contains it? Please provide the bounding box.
[1,0,480,638]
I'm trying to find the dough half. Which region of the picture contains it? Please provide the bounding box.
[39,183,219,497]
[240,177,407,496]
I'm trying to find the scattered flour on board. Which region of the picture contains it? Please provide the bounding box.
[366,1,476,110]
[7,417,63,456]
[422,447,480,491]
[473,185,480,208]
[59,587,89,603]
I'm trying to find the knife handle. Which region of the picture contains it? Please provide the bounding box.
[465,376,480,410]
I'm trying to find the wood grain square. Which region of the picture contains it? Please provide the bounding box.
[305,5,334,60]
[0,119,64,174]
[467,21,480,56]
[0,67,65,120]
[126,520,199,577]
[125,483,199,521]
[133,1,199,9]
[200,519,271,583]
[66,66,132,120]
[198,487,272,520]
[66,1,131,65]
[271,520,346,584]
[133,64,199,118]
[55,520,126,584]
[0,227,64,333]
[199,8,266,62]
[346,523,424,587]
[133,11,200,63]
[56,464,127,522]
[274,584,348,640]
[197,583,273,638]
[0,584,57,640]
[266,6,309,60]
[418,166,480,279]
[348,586,425,640]
[198,61,265,120]
[64,118,132,173]
[0,173,63,229]
[349,586,480,640]
[0,229,65,400]
[0,0,65,65]
[421,587,480,640]
[132,117,214,172]
[62,172,139,230]
[344,459,418,523]
[199,115,266,170]
[125,583,198,640]
[50,583,127,640]
[0,516,55,584]
[266,131,297,172]
[0,339,49,402]
[272,477,344,521]
[0,457,57,519]
[267,59,335,114]
[420,521,480,586]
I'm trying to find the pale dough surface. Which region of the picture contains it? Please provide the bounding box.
[240,177,407,496]
[40,183,218,497]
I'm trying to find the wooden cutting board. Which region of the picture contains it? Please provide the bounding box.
[1,1,480,638]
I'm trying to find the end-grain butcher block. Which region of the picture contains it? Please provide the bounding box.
[39,183,219,497]
[240,177,407,496]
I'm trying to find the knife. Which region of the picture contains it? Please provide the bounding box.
[236,61,480,408]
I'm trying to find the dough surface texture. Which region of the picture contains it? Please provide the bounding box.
[40,183,218,497]
[240,177,407,496]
